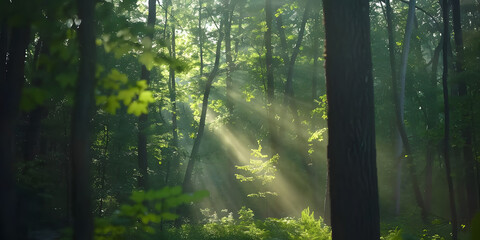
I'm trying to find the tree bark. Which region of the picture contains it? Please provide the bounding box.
[71,0,95,238]
[311,10,320,102]
[137,0,156,190]
[323,0,380,239]
[225,0,236,116]
[265,0,276,153]
[451,0,478,223]
[0,24,30,240]
[441,0,458,238]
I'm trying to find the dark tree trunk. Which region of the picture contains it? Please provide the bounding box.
[70,0,95,238]
[265,0,276,153]
[323,0,380,239]
[451,0,478,223]
[137,0,156,190]
[311,10,320,102]
[441,0,458,238]
[199,0,204,77]
[182,16,225,193]
[225,0,236,116]
[0,24,30,240]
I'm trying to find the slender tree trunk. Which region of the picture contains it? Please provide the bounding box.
[0,24,30,240]
[182,16,225,193]
[225,0,236,116]
[199,0,204,77]
[137,0,156,190]
[323,0,380,239]
[166,13,180,186]
[311,10,320,102]
[441,0,458,238]
[265,0,276,153]
[385,0,427,218]
[71,0,95,238]
[278,0,311,107]
[425,39,442,213]
[451,0,478,223]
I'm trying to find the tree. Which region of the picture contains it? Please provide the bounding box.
[0,6,31,238]
[323,0,379,239]
[137,0,156,190]
[70,0,96,238]
[182,5,225,193]
[441,0,458,238]
[391,0,428,218]
[451,0,478,223]
[264,0,276,153]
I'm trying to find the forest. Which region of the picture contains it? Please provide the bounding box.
[1,0,480,239]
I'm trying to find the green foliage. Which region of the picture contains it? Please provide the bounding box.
[312,94,328,120]
[94,186,209,239]
[235,141,279,198]
[163,207,331,240]
[96,68,155,116]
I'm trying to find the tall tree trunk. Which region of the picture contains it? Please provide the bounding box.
[425,39,442,213]
[199,0,204,77]
[182,16,225,193]
[137,0,156,190]
[71,0,95,238]
[0,24,30,240]
[277,0,311,107]
[323,0,380,239]
[166,12,180,185]
[311,10,320,102]
[441,0,458,238]
[383,0,403,214]
[385,0,427,218]
[225,0,236,116]
[451,0,478,223]
[265,0,276,153]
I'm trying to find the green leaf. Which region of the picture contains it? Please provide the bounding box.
[117,88,137,105]
[127,101,148,116]
[139,52,155,71]
[136,80,148,90]
[139,90,154,103]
